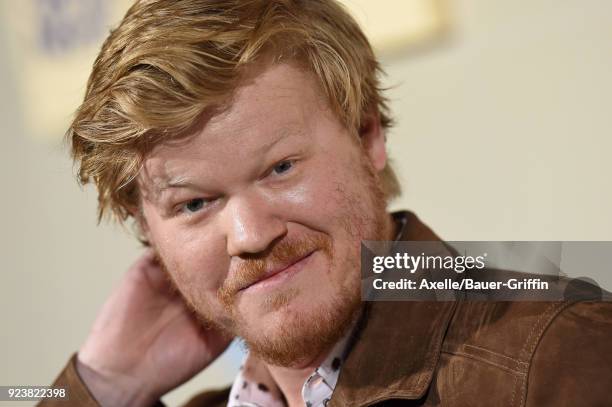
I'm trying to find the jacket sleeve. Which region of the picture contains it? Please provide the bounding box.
[37,353,229,407]
[37,353,105,407]
[36,353,166,407]
[525,301,612,406]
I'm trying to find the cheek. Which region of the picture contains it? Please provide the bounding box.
[274,151,367,234]
[266,172,339,234]
[154,224,229,294]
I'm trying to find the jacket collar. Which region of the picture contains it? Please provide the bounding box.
[330,211,458,406]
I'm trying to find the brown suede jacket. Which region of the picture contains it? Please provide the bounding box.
[41,211,612,406]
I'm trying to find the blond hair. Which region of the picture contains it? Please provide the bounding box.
[69,0,400,223]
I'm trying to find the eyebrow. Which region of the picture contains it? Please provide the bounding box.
[255,128,297,154]
[152,126,303,195]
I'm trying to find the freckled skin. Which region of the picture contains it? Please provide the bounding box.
[138,62,392,367]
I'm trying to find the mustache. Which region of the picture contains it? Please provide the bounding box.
[218,233,332,305]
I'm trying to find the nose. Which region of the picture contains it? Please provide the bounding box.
[223,192,287,257]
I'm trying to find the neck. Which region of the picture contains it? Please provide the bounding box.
[266,354,326,407]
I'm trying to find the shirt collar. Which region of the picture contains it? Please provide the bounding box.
[227,322,356,407]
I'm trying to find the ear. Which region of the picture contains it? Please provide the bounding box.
[358,110,387,172]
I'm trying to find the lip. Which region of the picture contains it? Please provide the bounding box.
[241,250,315,292]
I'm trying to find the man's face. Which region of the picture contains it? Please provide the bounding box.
[138,63,391,367]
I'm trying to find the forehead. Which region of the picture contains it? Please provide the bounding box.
[140,63,332,189]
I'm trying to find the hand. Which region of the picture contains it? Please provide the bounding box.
[77,250,232,407]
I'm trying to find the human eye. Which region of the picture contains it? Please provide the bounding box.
[180,198,210,214]
[272,160,294,175]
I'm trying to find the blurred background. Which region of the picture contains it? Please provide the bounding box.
[1,0,611,405]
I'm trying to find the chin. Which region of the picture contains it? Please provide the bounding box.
[234,282,362,367]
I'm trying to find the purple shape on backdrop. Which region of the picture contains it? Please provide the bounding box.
[36,0,107,54]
